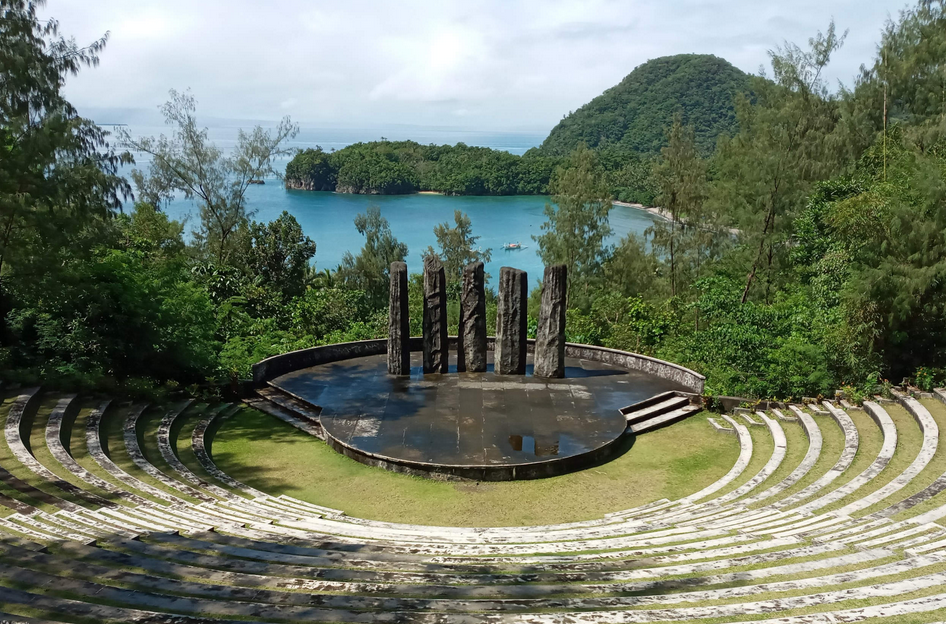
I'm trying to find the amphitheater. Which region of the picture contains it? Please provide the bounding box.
[3,361,946,623]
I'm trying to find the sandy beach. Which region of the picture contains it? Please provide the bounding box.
[612,200,673,221]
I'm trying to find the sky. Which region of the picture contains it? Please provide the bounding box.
[50,0,906,133]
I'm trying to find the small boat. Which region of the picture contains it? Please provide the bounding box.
[503,241,525,251]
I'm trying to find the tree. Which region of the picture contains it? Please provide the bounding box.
[284,147,336,191]
[337,206,408,307]
[0,0,131,347]
[534,145,612,305]
[712,22,850,304]
[423,210,492,285]
[875,0,946,148]
[122,90,298,264]
[603,233,666,300]
[651,115,707,297]
[117,202,185,260]
[242,211,316,299]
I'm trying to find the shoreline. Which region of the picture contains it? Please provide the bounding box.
[612,200,672,221]
[286,182,685,226]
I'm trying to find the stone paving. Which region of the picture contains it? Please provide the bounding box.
[1,387,946,622]
[273,352,683,472]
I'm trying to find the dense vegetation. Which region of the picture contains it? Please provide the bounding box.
[285,55,749,204]
[540,54,751,156]
[286,141,559,196]
[4,0,946,403]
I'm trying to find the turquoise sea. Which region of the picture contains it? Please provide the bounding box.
[164,186,659,289]
[123,124,660,288]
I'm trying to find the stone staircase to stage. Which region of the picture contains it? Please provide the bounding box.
[0,385,946,622]
[622,390,704,433]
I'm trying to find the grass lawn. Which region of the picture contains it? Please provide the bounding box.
[211,408,740,527]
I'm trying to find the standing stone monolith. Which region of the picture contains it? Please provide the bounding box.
[387,261,410,375]
[423,255,449,374]
[495,267,527,375]
[458,261,487,373]
[534,264,567,378]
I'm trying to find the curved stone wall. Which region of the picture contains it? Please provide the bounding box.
[252,337,705,394]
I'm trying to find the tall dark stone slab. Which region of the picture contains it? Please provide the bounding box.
[495,267,527,375]
[423,255,449,374]
[458,261,487,373]
[387,261,410,375]
[534,264,567,378]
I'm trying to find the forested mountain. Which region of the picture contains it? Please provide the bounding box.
[7,0,946,401]
[540,54,751,156]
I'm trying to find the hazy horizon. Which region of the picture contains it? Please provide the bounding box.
[52,0,906,133]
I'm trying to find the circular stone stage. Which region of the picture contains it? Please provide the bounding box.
[269,350,691,480]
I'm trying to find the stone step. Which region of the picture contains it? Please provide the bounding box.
[258,385,323,423]
[708,417,735,434]
[628,404,702,434]
[621,391,689,423]
[243,396,326,440]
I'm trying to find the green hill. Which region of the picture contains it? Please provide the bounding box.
[540,54,751,156]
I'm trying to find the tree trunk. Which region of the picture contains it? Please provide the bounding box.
[741,204,776,304]
[670,212,676,298]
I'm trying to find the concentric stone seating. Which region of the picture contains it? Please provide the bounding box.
[1,386,946,622]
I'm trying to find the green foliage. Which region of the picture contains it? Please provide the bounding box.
[336,206,409,308]
[650,115,709,298]
[0,0,130,275]
[285,141,561,196]
[914,367,945,392]
[660,277,833,398]
[285,147,336,190]
[423,210,492,285]
[873,0,946,147]
[290,288,381,341]
[5,245,217,383]
[792,129,946,382]
[711,22,852,304]
[122,90,298,263]
[541,54,751,156]
[564,294,671,355]
[603,233,666,300]
[534,145,613,307]
[242,211,316,299]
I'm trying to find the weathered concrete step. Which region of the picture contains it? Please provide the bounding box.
[773,401,859,510]
[0,538,928,610]
[122,400,217,503]
[708,417,734,434]
[45,398,153,508]
[243,396,326,440]
[622,392,690,425]
[629,404,702,434]
[4,391,115,509]
[257,386,322,423]
[85,402,189,506]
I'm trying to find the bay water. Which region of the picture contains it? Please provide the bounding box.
[120,124,659,288]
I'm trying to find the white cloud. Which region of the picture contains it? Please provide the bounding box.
[50,0,904,131]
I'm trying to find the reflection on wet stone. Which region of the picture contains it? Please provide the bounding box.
[535,437,560,457]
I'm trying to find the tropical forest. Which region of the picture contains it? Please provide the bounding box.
[3,0,946,405]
